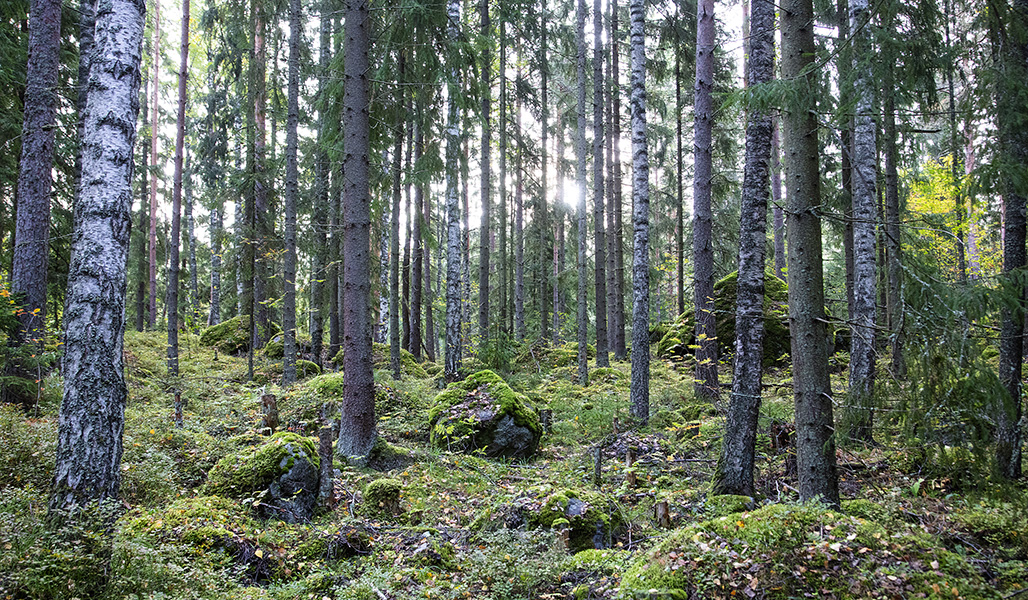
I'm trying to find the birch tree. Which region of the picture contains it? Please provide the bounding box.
[444,0,463,380]
[629,0,649,422]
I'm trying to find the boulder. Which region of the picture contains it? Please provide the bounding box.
[199,315,281,355]
[521,487,624,552]
[428,370,541,459]
[203,432,320,523]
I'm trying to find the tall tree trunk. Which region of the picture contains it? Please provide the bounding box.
[167,0,189,380]
[389,55,405,380]
[576,0,590,386]
[186,151,197,328]
[411,116,424,360]
[424,182,435,362]
[282,0,300,385]
[252,2,271,349]
[328,141,342,360]
[692,0,718,400]
[136,60,149,333]
[338,0,376,460]
[995,0,1028,480]
[883,71,904,376]
[554,129,565,343]
[515,70,526,341]
[498,19,509,338]
[444,0,463,380]
[50,0,144,510]
[402,123,412,351]
[675,14,685,318]
[148,0,160,330]
[713,0,774,497]
[478,0,492,348]
[539,0,550,343]
[629,0,649,423]
[772,123,786,280]
[592,0,609,368]
[611,0,626,359]
[846,0,877,443]
[946,0,966,282]
[782,0,839,505]
[311,2,331,367]
[12,0,61,344]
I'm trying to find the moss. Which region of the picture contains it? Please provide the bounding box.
[202,432,319,498]
[200,315,281,355]
[264,339,284,359]
[360,478,403,518]
[333,343,429,379]
[119,496,258,553]
[366,436,414,471]
[621,502,999,599]
[571,548,630,575]
[842,498,897,524]
[428,370,542,458]
[705,494,755,517]
[523,488,622,552]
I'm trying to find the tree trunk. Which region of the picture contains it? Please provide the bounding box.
[675,16,685,318]
[135,57,148,333]
[424,177,435,362]
[148,0,160,330]
[539,0,550,343]
[611,0,626,359]
[576,0,590,386]
[186,151,198,328]
[498,20,509,337]
[592,0,609,368]
[252,2,271,349]
[338,0,376,460]
[554,129,565,343]
[883,73,904,376]
[478,0,492,348]
[772,123,786,280]
[713,0,774,497]
[390,54,405,380]
[282,0,300,386]
[444,0,463,380]
[310,2,331,367]
[402,122,412,351]
[515,71,526,341]
[629,0,649,423]
[12,0,61,343]
[846,0,877,443]
[782,0,839,505]
[692,0,718,400]
[411,116,424,360]
[50,0,144,511]
[167,0,189,379]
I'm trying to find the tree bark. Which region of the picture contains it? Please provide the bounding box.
[772,123,786,280]
[282,0,300,385]
[147,0,160,330]
[692,0,718,400]
[338,0,376,460]
[713,0,774,497]
[498,19,509,337]
[311,1,331,367]
[593,0,609,368]
[576,0,590,386]
[389,54,405,380]
[629,0,649,423]
[515,70,526,341]
[411,116,424,361]
[611,0,626,359]
[444,0,463,380]
[12,0,61,344]
[50,0,144,510]
[782,0,839,505]
[478,0,492,348]
[883,72,904,376]
[540,0,550,343]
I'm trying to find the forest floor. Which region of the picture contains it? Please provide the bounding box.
[1,329,1027,599]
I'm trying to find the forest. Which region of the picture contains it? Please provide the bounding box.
[1,0,1028,596]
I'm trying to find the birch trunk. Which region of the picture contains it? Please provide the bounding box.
[629,0,649,422]
[611,0,626,359]
[444,0,463,380]
[50,0,144,510]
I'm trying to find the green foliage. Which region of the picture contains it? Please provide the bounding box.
[203,432,319,499]
[0,403,56,490]
[334,342,430,379]
[360,478,403,518]
[520,486,624,552]
[200,315,280,355]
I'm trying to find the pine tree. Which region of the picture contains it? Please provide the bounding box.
[167,0,190,379]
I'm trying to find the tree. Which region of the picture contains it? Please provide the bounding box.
[629,0,649,423]
[444,0,463,380]
[11,0,60,346]
[50,0,145,510]
[610,0,626,360]
[167,0,190,379]
[282,0,301,386]
[593,0,609,368]
[845,0,878,443]
[389,53,405,380]
[338,0,376,460]
[576,0,589,386]
[310,0,331,366]
[692,0,718,401]
[515,64,525,341]
[147,0,160,330]
[782,0,839,505]
[713,0,774,497]
[478,0,492,348]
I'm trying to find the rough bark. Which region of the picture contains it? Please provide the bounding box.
[148,0,160,330]
[692,0,718,400]
[593,0,609,368]
[411,117,424,360]
[629,0,649,423]
[576,0,589,386]
[772,123,786,280]
[389,57,405,380]
[478,0,491,347]
[675,20,685,318]
[444,0,463,380]
[167,0,189,379]
[311,1,331,367]
[540,0,550,343]
[515,76,526,341]
[282,0,300,385]
[498,20,509,336]
[713,0,774,497]
[338,0,376,460]
[611,0,626,359]
[12,0,61,343]
[252,3,271,349]
[846,0,877,443]
[50,0,144,510]
[782,0,839,505]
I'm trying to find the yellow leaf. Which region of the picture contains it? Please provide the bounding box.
[254,549,263,558]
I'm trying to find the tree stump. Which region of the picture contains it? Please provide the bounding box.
[261,393,279,434]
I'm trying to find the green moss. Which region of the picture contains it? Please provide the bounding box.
[621,502,999,599]
[334,343,429,379]
[199,315,281,355]
[202,432,319,498]
[264,339,284,359]
[120,496,257,550]
[428,370,542,457]
[705,494,755,517]
[360,478,403,518]
[523,488,622,552]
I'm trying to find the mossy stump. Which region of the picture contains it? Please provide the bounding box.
[360,478,403,519]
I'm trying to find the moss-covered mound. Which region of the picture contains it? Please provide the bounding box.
[199,315,281,355]
[428,370,542,459]
[203,432,320,523]
[621,502,999,599]
[521,487,624,552]
[255,359,322,384]
[332,342,430,379]
[279,373,425,437]
[656,270,789,363]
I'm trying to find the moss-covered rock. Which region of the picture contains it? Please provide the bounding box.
[360,478,403,518]
[333,342,430,379]
[521,487,623,553]
[199,315,281,355]
[656,270,790,364]
[621,502,999,599]
[428,370,542,459]
[704,494,755,517]
[203,432,320,523]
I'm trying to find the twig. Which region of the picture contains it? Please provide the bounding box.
[372,585,389,600]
